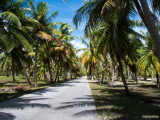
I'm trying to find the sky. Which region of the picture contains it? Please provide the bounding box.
[46,0,87,55]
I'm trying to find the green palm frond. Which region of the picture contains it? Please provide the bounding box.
[0,12,21,28]
[9,27,33,52]
[28,0,36,16]
[0,30,16,52]
[47,11,58,22]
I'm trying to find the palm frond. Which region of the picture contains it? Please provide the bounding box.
[0,12,21,28]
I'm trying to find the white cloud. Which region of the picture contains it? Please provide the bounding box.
[70,40,87,56]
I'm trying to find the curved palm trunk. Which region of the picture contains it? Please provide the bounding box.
[34,40,38,87]
[22,61,32,85]
[116,55,130,95]
[134,0,160,61]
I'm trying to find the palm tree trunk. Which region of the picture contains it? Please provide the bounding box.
[69,68,72,80]
[12,71,15,83]
[34,39,38,87]
[58,62,60,82]
[101,66,105,83]
[48,58,53,83]
[96,66,101,85]
[64,64,67,81]
[22,61,32,85]
[12,59,15,83]
[46,43,53,83]
[116,72,119,81]
[134,0,160,61]
[110,61,115,86]
[91,66,94,80]
[156,72,160,88]
[134,72,138,84]
[153,70,157,82]
[16,66,19,79]
[6,67,10,77]
[44,72,46,81]
[70,68,73,79]
[116,55,130,95]
[55,61,60,83]
[126,65,130,82]
[74,72,76,79]
[28,66,31,78]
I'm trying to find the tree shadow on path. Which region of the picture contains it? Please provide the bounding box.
[0,112,15,120]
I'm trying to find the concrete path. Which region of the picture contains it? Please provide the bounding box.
[0,77,98,120]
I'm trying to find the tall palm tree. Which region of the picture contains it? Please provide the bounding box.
[73,0,160,62]
[79,40,96,81]
[27,0,58,86]
[78,2,137,95]
[51,23,77,81]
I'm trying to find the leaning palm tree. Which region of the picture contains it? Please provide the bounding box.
[0,0,34,85]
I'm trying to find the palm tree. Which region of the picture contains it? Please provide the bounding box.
[27,0,58,86]
[0,0,35,85]
[73,0,160,62]
[77,2,138,95]
[79,40,96,81]
[50,23,77,81]
[138,31,160,87]
[0,0,32,53]
[0,53,12,77]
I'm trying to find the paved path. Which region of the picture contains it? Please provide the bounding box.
[0,77,98,120]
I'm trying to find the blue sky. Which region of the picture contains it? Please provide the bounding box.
[46,0,87,55]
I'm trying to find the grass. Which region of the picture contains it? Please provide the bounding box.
[0,75,69,102]
[89,79,160,120]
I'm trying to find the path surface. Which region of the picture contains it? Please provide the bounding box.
[0,77,98,120]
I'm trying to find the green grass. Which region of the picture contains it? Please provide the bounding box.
[0,75,69,102]
[89,80,160,120]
